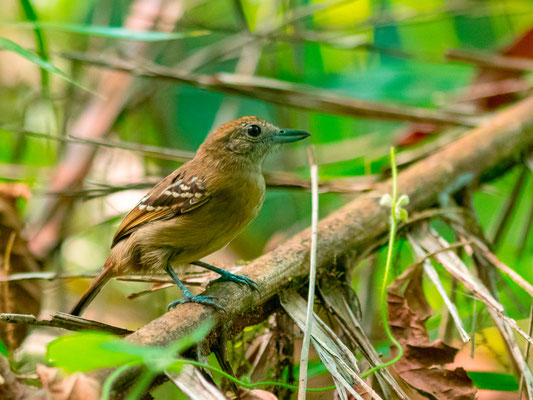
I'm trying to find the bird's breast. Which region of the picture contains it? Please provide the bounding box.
[172,171,265,260]
[213,171,265,231]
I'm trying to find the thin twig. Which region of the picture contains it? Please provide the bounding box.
[414,240,473,266]
[61,51,476,127]
[447,48,533,73]
[298,146,319,399]
[409,237,470,343]
[482,251,533,298]
[1,126,194,162]
[0,271,206,285]
[519,305,533,399]
[0,312,132,335]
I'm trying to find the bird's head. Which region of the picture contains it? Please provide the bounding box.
[198,116,310,167]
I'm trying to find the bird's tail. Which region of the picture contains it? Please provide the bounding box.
[70,259,115,316]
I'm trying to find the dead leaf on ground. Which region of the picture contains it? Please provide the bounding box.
[0,354,43,399]
[387,264,477,400]
[232,388,278,400]
[0,183,41,352]
[37,365,100,400]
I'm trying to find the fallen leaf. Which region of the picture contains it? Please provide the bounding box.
[0,354,43,399]
[387,264,476,400]
[37,365,100,400]
[0,183,41,352]
[235,388,278,400]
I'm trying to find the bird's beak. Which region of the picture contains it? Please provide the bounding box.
[273,128,311,143]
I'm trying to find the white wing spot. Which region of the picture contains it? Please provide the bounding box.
[171,179,183,188]
[191,177,198,182]
[180,184,190,190]
[172,192,179,198]
[181,192,193,198]
[194,193,202,198]
[146,206,155,211]
[139,204,146,210]
[164,190,171,196]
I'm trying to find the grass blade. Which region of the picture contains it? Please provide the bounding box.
[0,37,91,93]
[9,22,209,41]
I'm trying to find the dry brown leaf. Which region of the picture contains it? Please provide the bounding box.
[340,376,374,400]
[388,264,477,400]
[234,388,278,400]
[0,354,43,399]
[0,183,41,352]
[37,365,100,400]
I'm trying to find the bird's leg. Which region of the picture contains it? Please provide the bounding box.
[164,263,223,311]
[191,260,258,290]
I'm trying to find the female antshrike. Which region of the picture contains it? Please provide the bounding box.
[70,116,310,315]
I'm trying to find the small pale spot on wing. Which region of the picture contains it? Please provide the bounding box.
[114,174,210,247]
[170,179,183,188]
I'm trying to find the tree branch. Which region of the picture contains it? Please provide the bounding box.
[0,312,132,335]
[447,48,533,72]
[94,95,533,397]
[61,51,476,127]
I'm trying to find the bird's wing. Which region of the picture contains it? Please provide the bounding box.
[111,169,210,247]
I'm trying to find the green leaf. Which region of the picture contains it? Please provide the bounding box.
[46,331,144,373]
[0,339,8,357]
[467,371,519,392]
[0,37,89,92]
[46,321,213,374]
[9,22,210,41]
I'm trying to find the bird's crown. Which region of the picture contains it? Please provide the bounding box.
[198,116,309,165]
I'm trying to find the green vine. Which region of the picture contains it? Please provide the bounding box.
[101,359,337,400]
[361,147,408,378]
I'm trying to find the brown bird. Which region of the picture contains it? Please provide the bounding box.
[70,116,309,316]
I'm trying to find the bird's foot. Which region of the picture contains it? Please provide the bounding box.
[167,294,224,311]
[207,270,258,291]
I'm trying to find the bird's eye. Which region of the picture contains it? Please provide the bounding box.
[247,125,261,137]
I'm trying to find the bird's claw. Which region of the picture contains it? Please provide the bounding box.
[207,271,259,291]
[167,294,224,311]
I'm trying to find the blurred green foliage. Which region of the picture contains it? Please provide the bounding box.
[0,0,532,396]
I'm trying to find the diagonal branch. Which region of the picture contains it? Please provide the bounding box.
[93,95,533,397]
[61,51,477,127]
